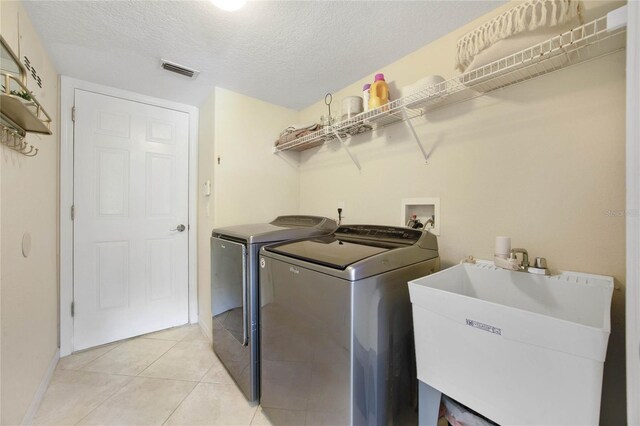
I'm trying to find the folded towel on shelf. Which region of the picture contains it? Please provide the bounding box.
[279,123,318,135]
[275,123,322,150]
[455,0,584,73]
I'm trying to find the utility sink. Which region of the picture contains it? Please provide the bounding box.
[409,261,613,426]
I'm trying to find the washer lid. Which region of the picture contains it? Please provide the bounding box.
[265,235,396,270]
[263,225,439,275]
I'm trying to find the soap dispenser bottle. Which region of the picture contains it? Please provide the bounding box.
[368,73,389,111]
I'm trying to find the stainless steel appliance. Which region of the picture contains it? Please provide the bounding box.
[210,215,337,402]
[259,225,440,425]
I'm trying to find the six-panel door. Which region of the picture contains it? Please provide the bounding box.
[73,89,190,350]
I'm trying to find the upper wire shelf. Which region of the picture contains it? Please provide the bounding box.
[273,12,627,155]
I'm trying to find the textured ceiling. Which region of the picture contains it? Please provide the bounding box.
[22,1,502,109]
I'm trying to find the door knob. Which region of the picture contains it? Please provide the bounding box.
[171,224,186,232]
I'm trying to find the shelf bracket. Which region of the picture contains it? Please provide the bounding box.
[403,110,429,163]
[332,129,361,171]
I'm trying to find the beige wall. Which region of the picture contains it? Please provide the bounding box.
[212,87,300,227]
[197,91,215,337]
[198,87,299,333]
[297,1,627,423]
[6,0,628,423]
[0,1,60,424]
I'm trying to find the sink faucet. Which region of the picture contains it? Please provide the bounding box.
[510,248,529,270]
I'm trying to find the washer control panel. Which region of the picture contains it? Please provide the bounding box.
[335,225,422,243]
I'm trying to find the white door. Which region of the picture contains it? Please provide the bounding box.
[73,89,190,350]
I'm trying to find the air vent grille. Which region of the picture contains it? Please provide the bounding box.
[160,59,199,79]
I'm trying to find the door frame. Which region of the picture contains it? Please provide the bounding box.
[627,2,640,424]
[59,76,199,356]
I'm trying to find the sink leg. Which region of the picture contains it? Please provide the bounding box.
[418,381,442,426]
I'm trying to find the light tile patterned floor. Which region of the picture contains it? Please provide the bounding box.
[34,325,271,426]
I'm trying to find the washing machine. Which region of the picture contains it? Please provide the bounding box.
[210,215,337,402]
[259,224,440,425]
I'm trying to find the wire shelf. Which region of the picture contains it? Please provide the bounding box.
[273,13,626,155]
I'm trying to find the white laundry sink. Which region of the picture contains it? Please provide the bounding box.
[409,261,613,426]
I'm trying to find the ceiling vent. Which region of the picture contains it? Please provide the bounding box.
[160,59,200,79]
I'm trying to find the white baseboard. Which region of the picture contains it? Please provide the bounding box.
[21,349,59,425]
[198,319,212,343]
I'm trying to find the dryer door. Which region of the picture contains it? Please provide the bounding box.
[211,237,247,345]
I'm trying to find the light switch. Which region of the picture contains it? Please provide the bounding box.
[203,180,211,196]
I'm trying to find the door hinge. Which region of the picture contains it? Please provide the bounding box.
[71,205,75,220]
[71,106,76,122]
[71,302,75,317]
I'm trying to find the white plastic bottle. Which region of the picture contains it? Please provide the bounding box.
[362,83,371,113]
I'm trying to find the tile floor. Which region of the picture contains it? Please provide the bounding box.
[33,325,273,426]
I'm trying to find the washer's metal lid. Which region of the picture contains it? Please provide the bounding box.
[262,225,439,280]
[266,236,394,270]
[212,215,337,244]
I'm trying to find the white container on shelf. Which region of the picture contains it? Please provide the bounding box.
[341,96,363,120]
[409,261,613,426]
[362,83,371,113]
[401,75,446,109]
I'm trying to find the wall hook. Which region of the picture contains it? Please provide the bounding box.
[20,145,35,156]
[24,147,39,157]
[0,123,39,157]
[9,137,24,149]
[12,140,27,151]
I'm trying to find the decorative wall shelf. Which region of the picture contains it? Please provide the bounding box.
[0,35,51,158]
[1,73,52,135]
[273,11,628,168]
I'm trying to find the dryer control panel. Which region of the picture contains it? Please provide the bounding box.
[271,215,334,228]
